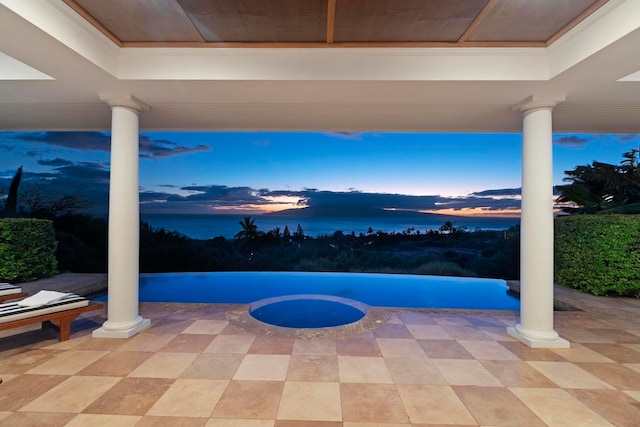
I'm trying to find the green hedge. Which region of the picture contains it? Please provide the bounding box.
[555,215,640,297]
[0,218,58,282]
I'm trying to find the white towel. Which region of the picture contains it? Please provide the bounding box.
[18,290,72,308]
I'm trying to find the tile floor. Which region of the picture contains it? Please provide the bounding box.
[1,293,640,426]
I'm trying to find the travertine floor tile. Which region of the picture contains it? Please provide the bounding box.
[248,336,295,354]
[375,338,424,357]
[458,340,520,360]
[432,359,502,386]
[77,351,152,376]
[576,362,640,389]
[159,334,215,353]
[624,390,640,401]
[286,354,339,382]
[396,384,476,425]
[0,374,68,411]
[204,334,256,353]
[147,319,194,334]
[0,349,61,373]
[338,356,393,383]
[277,382,341,421]
[207,420,274,427]
[551,343,616,363]
[406,325,452,340]
[212,380,284,419]
[527,361,615,389]
[147,379,228,417]
[624,362,640,374]
[26,350,108,375]
[384,357,447,385]
[480,360,558,388]
[418,339,474,359]
[115,333,177,352]
[182,319,229,334]
[83,377,174,415]
[336,337,382,356]
[233,354,290,381]
[135,415,208,426]
[567,389,640,426]
[453,385,545,426]
[292,338,337,355]
[64,413,141,427]
[582,343,640,363]
[340,383,409,423]
[19,375,120,413]
[180,353,243,379]
[0,411,76,427]
[371,323,413,338]
[510,387,614,426]
[397,312,437,325]
[498,341,567,361]
[275,421,341,427]
[129,352,198,378]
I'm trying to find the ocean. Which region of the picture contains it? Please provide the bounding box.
[140,213,519,240]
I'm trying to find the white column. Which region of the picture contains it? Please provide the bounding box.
[93,95,150,338]
[508,96,569,348]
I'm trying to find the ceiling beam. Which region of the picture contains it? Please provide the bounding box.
[327,0,336,44]
[457,0,498,43]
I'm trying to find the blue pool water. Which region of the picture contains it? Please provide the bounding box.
[251,299,366,328]
[111,272,519,310]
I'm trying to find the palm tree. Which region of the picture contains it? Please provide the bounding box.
[234,216,259,240]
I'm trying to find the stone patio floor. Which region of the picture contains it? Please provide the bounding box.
[0,275,639,426]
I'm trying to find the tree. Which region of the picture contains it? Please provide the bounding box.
[440,220,458,234]
[20,183,91,219]
[234,216,260,240]
[293,223,305,239]
[556,149,640,214]
[5,166,22,214]
[283,225,291,240]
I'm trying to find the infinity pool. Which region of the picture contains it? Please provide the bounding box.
[124,272,519,310]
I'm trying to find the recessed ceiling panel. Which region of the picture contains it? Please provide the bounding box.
[468,0,601,42]
[178,0,327,42]
[73,0,203,42]
[334,0,489,43]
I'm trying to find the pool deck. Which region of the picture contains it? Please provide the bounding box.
[1,274,639,426]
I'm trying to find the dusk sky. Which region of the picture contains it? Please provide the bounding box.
[0,131,638,217]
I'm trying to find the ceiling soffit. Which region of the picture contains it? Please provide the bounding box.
[64,0,608,47]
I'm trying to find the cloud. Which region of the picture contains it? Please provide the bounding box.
[612,134,638,142]
[471,188,520,197]
[553,135,592,147]
[38,158,74,167]
[138,135,211,159]
[325,132,363,140]
[11,131,211,159]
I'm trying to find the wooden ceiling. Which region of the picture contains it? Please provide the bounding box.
[63,0,608,48]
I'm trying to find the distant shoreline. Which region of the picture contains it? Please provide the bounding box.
[140,212,519,240]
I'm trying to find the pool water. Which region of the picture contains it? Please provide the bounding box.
[251,299,366,328]
[109,272,519,310]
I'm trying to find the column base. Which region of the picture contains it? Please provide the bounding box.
[507,326,569,348]
[93,318,151,339]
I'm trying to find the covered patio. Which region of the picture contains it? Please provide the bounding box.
[2,0,640,424]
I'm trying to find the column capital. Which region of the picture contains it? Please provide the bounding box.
[512,95,566,113]
[99,93,150,111]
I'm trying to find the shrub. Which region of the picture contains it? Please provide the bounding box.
[411,261,476,277]
[0,218,58,282]
[555,215,640,297]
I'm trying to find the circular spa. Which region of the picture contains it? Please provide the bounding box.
[249,294,367,328]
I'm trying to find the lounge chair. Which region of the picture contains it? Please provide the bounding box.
[0,292,104,341]
[0,283,28,303]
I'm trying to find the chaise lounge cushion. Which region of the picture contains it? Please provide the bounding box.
[0,294,89,324]
[0,283,22,296]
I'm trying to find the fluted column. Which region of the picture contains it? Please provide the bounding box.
[507,96,569,348]
[93,95,150,338]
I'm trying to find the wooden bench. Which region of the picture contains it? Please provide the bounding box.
[0,302,104,342]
